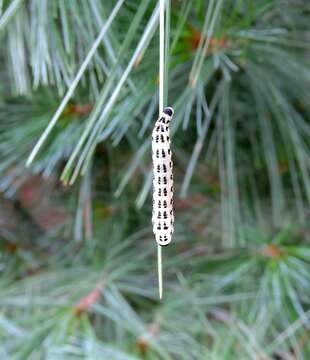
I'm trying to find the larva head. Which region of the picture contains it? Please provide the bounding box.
[163,107,174,117]
[158,106,174,125]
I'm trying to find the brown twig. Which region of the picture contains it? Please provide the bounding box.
[136,313,162,355]
[188,26,228,52]
[65,103,94,117]
[261,244,284,258]
[74,281,105,316]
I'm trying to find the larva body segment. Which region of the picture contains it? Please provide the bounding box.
[152,107,174,246]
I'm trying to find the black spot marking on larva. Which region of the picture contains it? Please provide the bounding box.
[163,200,167,208]
[163,211,167,219]
[163,177,167,185]
[163,164,167,173]
[163,188,167,196]
[156,149,159,158]
[168,149,171,155]
[167,136,170,141]
[166,126,169,131]
[170,210,173,215]
[157,165,160,172]
[170,174,173,180]
[158,200,161,208]
[155,135,159,143]
[170,199,173,205]
[158,188,161,196]
[161,134,164,142]
[162,149,165,157]
[157,212,161,219]
[157,224,161,230]
[163,222,168,230]
[169,161,172,168]
[158,178,161,185]
[170,186,173,192]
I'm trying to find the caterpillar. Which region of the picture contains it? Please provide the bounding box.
[152,107,174,246]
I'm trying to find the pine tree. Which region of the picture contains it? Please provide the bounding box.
[0,0,309,358]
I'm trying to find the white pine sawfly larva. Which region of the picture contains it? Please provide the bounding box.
[152,107,174,246]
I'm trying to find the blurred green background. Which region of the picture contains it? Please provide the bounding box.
[0,0,309,359]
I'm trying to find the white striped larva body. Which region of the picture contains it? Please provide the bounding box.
[152,107,174,246]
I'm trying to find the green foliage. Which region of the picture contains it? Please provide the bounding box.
[0,0,309,359]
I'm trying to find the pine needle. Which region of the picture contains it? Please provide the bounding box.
[157,245,163,300]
